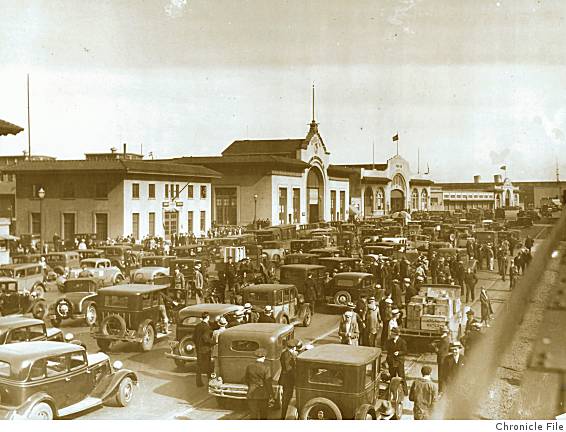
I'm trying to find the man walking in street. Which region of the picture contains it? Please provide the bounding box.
[409,365,438,420]
[245,348,273,420]
[304,273,317,316]
[365,297,381,347]
[279,339,299,419]
[194,263,204,304]
[193,312,213,387]
[432,327,451,394]
[385,327,408,394]
[442,341,465,389]
[464,267,478,303]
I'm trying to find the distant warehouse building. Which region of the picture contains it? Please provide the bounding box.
[5,155,220,242]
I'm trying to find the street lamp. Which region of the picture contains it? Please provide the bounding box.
[253,194,258,228]
[38,187,45,253]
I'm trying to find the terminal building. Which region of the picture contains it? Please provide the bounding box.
[172,117,351,226]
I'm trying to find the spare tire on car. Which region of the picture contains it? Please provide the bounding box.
[101,314,127,338]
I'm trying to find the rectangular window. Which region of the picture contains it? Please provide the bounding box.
[95,213,108,240]
[340,191,346,221]
[187,185,194,199]
[31,184,39,198]
[165,184,169,199]
[279,187,287,225]
[132,213,139,240]
[330,190,337,221]
[149,212,155,237]
[188,211,194,235]
[174,184,180,199]
[148,184,155,199]
[308,367,344,386]
[31,212,41,235]
[200,185,207,199]
[63,183,75,199]
[63,213,75,240]
[200,210,206,233]
[95,182,108,199]
[293,188,300,223]
[132,183,140,199]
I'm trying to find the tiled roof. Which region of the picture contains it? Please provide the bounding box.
[0,119,24,136]
[172,155,309,170]
[221,139,305,156]
[3,159,221,178]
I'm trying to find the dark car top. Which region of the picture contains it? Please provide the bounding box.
[97,283,168,296]
[0,316,44,333]
[178,303,243,323]
[297,344,381,367]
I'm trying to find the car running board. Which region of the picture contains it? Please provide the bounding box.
[57,396,102,417]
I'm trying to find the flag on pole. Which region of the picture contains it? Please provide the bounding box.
[392,133,399,142]
[500,165,507,170]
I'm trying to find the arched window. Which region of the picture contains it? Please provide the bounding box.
[392,174,406,190]
[411,189,419,210]
[364,187,374,216]
[421,189,428,210]
[376,188,384,210]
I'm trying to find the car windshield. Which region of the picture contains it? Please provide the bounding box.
[279,270,302,285]
[0,282,17,292]
[65,280,94,293]
[81,261,97,268]
[0,360,10,378]
[0,269,14,277]
[365,361,375,386]
[231,340,260,352]
[45,255,65,264]
[335,278,355,288]
[182,316,201,326]
[104,295,128,308]
[105,248,124,256]
[244,291,271,305]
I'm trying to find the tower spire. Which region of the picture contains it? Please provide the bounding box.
[312,83,315,122]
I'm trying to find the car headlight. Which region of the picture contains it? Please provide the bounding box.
[64,332,74,341]
[185,344,194,352]
[113,360,123,371]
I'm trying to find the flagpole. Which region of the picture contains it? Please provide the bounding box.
[27,73,31,158]
[418,147,420,174]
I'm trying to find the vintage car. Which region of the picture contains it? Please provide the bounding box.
[98,245,141,274]
[325,272,378,306]
[428,241,453,251]
[130,255,175,284]
[308,247,343,258]
[0,264,47,296]
[290,239,324,253]
[317,257,360,274]
[0,341,137,419]
[48,278,102,327]
[242,284,312,327]
[91,283,172,352]
[69,258,125,286]
[165,303,245,368]
[0,316,65,344]
[10,254,42,265]
[74,249,104,260]
[287,344,403,420]
[436,247,469,267]
[43,251,81,276]
[283,253,320,265]
[408,234,430,251]
[278,264,327,297]
[261,241,286,264]
[474,230,499,246]
[173,244,212,268]
[363,245,395,258]
[208,323,294,407]
[0,277,48,319]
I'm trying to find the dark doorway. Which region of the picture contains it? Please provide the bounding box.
[307,167,324,223]
[391,189,405,212]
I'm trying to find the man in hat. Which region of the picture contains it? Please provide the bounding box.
[304,273,317,315]
[365,297,381,347]
[455,260,466,295]
[258,305,276,323]
[391,279,403,309]
[245,348,273,419]
[194,262,204,304]
[404,278,417,307]
[464,308,476,334]
[376,400,395,420]
[212,316,228,374]
[243,303,258,323]
[193,312,213,387]
[389,308,401,333]
[355,295,368,345]
[385,327,408,394]
[432,327,451,394]
[380,297,394,347]
[442,341,465,388]
[462,320,483,355]
[338,309,359,346]
[279,339,299,419]
[409,365,438,420]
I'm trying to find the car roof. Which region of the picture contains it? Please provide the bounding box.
[285,253,318,257]
[279,264,326,271]
[242,284,295,293]
[318,256,357,261]
[0,263,40,270]
[333,272,373,279]
[0,341,84,364]
[98,283,167,295]
[142,255,172,259]
[178,303,244,321]
[81,257,108,262]
[298,344,381,366]
[222,323,293,337]
[0,315,44,331]
[0,277,17,283]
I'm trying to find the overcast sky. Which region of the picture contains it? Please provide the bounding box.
[1,0,565,181]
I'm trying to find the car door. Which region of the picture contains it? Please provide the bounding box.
[28,354,69,408]
[1,282,20,315]
[287,287,296,318]
[64,350,92,406]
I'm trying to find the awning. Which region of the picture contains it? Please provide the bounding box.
[0,234,19,241]
[0,119,24,137]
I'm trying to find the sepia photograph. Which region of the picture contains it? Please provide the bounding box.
[0,0,565,426]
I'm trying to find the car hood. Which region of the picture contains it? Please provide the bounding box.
[133,267,169,278]
[46,327,62,338]
[87,351,109,366]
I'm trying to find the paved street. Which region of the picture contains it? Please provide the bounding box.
[33,224,549,420]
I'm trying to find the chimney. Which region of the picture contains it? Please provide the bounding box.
[494,174,502,184]
[110,147,117,154]
[123,143,127,156]
[473,175,481,184]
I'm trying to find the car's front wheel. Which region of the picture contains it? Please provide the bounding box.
[31,301,47,320]
[85,303,97,326]
[302,309,312,327]
[140,324,155,352]
[115,376,135,407]
[31,284,45,298]
[28,402,54,420]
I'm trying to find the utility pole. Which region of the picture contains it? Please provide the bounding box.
[27,74,31,158]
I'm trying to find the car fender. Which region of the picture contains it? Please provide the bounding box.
[93,369,138,402]
[16,392,58,419]
[46,326,64,341]
[296,302,310,320]
[78,293,97,313]
[136,318,155,338]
